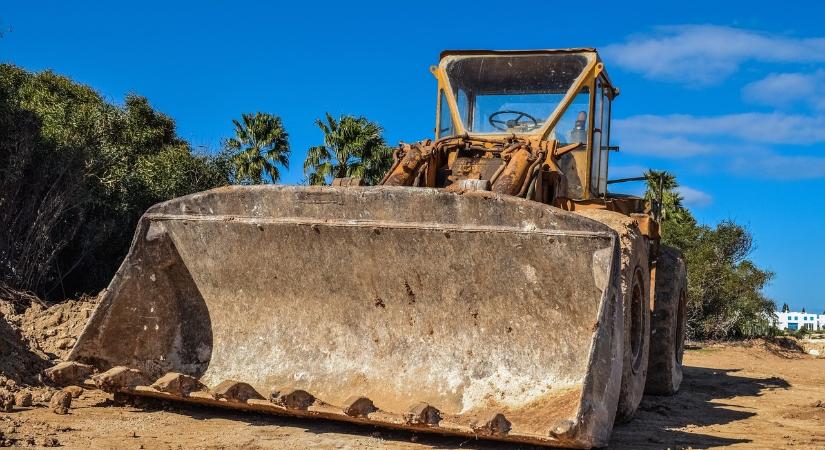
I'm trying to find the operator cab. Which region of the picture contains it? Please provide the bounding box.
[434,49,618,199]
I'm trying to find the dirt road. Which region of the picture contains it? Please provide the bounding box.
[2,340,824,449]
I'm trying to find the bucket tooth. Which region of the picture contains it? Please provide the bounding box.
[404,402,441,426]
[213,380,264,403]
[548,419,577,440]
[150,372,207,397]
[472,413,512,437]
[270,388,315,410]
[189,391,215,400]
[342,395,377,417]
[246,398,271,408]
[92,367,149,392]
[44,361,95,386]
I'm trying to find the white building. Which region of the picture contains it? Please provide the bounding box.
[774,311,825,331]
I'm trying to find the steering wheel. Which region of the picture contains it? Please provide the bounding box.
[488,110,539,131]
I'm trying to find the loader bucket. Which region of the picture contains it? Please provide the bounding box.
[70,185,624,448]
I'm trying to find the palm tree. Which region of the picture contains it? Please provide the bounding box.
[644,169,689,222]
[304,113,392,185]
[225,112,290,184]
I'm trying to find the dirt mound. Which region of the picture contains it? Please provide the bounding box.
[759,336,809,358]
[0,287,97,388]
[16,296,96,359]
[695,337,809,359]
[0,294,49,386]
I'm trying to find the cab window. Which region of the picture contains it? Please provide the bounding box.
[590,77,612,196]
[437,89,454,137]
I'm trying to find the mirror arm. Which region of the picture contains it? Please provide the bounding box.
[553,142,583,158]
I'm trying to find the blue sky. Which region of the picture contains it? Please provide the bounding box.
[2,1,823,312]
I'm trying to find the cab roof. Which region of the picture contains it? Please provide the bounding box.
[439,48,599,60]
[437,48,613,91]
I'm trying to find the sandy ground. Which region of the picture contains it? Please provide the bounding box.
[2,341,824,449]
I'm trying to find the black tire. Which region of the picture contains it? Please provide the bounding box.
[614,230,651,423]
[645,245,688,395]
[575,209,652,424]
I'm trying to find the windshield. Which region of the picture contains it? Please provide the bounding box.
[442,53,593,134]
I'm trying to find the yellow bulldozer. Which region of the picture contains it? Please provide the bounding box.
[68,48,688,448]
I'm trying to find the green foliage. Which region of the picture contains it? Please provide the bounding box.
[304,113,393,185]
[645,170,775,340]
[792,327,810,339]
[0,64,229,299]
[135,144,230,201]
[781,303,790,313]
[644,169,691,224]
[224,112,290,184]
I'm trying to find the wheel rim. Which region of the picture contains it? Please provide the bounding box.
[675,288,687,364]
[630,268,646,373]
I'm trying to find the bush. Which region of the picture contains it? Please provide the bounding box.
[0,64,229,299]
[666,219,775,341]
[646,171,775,340]
[792,327,811,339]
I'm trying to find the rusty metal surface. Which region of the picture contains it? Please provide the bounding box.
[70,185,625,448]
[430,49,623,203]
[382,136,552,200]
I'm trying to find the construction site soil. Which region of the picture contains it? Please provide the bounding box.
[2,294,824,449]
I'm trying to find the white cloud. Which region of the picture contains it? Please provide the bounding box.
[603,25,825,181]
[612,129,716,157]
[677,186,713,207]
[730,154,825,179]
[603,25,825,85]
[612,112,825,180]
[615,112,825,148]
[742,70,825,110]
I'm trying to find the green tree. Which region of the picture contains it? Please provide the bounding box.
[303,113,392,185]
[225,112,290,184]
[782,303,790,312]
[644,170,690,222]
[644,170,775,340]
[0,64,229,299]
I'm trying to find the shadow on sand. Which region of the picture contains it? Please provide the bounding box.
[608,365,790,449]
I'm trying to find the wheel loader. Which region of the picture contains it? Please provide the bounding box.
[67,48,688,448]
